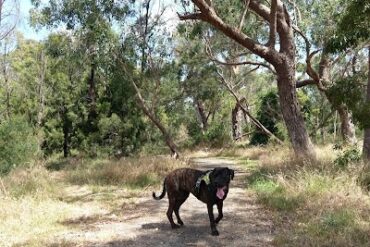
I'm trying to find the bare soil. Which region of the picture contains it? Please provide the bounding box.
[51,157,275,247]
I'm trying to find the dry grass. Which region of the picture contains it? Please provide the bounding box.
[66,155,190,188]
[2,146,370,246]
[0,155,191,246]
[236,144,370,246]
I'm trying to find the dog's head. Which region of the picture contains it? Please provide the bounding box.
[209,167,234,200]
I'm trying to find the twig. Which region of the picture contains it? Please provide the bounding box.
[0,177,8,197]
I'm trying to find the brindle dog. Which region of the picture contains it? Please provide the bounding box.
[153,167,234,236]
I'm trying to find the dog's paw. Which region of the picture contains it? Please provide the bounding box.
[178,220,184,226]
[211,230,219,236]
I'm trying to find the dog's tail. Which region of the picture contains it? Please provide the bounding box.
[152,179,166,200]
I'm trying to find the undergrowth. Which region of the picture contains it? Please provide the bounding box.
[236,145,370,247]
[0,155,189,246]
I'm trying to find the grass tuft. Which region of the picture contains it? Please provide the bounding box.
[234,144,370,246]
[251,178,303,211]
[66,156,188,187]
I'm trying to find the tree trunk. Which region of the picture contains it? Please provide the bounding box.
[273,9,315,159]
[130,79,180,159]
[319,52,357,145]
[36,50,46,129]
[87,64,97,132]
[337,105,356,145]
[363,47,370,162]
[140,102,179,159]
[276,62,315,159]
[231,102,242,140]
[62,109,70,158]
[179,0,316,159]
[195,99,208,132]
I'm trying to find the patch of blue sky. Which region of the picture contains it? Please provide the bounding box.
[17,0,50,40]
[17,0,179,41]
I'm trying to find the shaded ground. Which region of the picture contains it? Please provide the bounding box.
[49,158,275,247]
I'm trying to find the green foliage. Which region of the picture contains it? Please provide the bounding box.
[204,122,231,147]
[250,91,283,145]
[327,74,370,128]
[334,147,361,168]
[0,117,38,175]
[251,178,301,211]
[327,0,370,52]
[321,209,355,230]
[187,120,231,147]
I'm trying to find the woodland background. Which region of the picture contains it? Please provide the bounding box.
[0,0,370,246]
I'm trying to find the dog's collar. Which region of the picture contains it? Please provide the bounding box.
[195,170,212,194]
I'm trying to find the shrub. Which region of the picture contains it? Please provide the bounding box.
[334,146,361,168]
[250,91,283,145]
[0,117,38,175]
[187,120,231,147]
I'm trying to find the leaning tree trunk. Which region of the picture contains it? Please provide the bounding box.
[363,47,370,162]
[276,62,315,158]
[138,101,180,159]
[130,78,180,159]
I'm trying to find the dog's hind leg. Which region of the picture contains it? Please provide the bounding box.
[167,196,180,229]
[174,191,189,226]
[215,200,223,224]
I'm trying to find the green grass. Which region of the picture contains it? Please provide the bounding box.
[251,178,303,211]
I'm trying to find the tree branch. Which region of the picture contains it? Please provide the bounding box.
[177,12,204,21]
[209,56,276,73]
[183,0,279,64]
[267,0,277,48]
[306,49,321,83]
[238,0,250,31]
[296,79,316,88]
[214,66,284,144]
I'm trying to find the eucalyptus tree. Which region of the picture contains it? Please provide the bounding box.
[176,24,225,134]
[10,36,48,128]
[117,0,182,158]
[0,0,18,41]
[291,0,361,145]
[42,33,89,157]
[0,0,18,120]
[178,0,315,158]
[30,0,132,135]
[325,0,370,160]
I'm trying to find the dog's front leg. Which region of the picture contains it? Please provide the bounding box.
[215,200,223,224]
[207,203,219,236]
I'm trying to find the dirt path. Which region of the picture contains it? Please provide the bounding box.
[56,158,275,247]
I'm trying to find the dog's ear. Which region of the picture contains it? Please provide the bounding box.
[229,168,235,180]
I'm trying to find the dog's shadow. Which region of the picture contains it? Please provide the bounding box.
[141,222,168,230]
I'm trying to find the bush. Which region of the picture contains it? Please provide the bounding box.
[187,120,231,147]
[204,123,231,147]
[250,91,283,145]
[334,146,361,168]
[0,117,38,175]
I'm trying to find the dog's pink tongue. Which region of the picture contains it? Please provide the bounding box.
[216,186,226,199]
